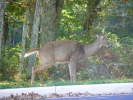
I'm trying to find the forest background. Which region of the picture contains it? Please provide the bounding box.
[0,0,133,84]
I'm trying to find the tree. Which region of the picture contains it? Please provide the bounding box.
[83,0,101,35]
[40,0,64,45]
[23,1,36,38]
[3,13,8,46]
[0,0,6,59]
[19,1,35,74]
[19,3,31,74]
[28,0,42,77]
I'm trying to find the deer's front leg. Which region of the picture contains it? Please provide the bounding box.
[31,66,36,85]
[37,70,44,85]
[69,60,77,82]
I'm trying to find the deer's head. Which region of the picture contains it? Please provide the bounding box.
[96,34,112,48]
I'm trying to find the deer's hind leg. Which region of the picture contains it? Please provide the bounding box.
[31,62,54,85]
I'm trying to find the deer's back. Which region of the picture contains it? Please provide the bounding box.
[39,40,85,62]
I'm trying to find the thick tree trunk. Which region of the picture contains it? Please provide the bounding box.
[0,0,6,59]
[83,0,101,35]
[28,0,42,77]
[40,0,64,45]
[40,0,56,45]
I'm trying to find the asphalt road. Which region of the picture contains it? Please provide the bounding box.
[41,94,133,100]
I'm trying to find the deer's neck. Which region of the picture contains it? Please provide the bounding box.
[83,38,102,57]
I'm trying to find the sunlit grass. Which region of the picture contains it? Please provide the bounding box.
[0,78,133,89]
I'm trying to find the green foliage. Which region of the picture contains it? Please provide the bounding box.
[0,44,21,81]
[95,0,133,38]
[57,0,93,43]
[6,1,26,22]
[105,33,133,78]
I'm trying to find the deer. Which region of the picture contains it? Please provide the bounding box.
[24,33,111,85]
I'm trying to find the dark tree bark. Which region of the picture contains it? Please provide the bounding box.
[40,0,64,45]
[55,0,64,34]
[0,0,6,58]
[2,14,8,46]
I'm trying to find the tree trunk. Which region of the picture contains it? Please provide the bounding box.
[28,0,42,77]
[55,0,64,34]
[0,0,6,59]
[83,0,101,35]
[40,0,56,45]
[19,4,31,74]
[2,14,8,46]
[26,1,36,38]
[40,0,64,45]
[19,23,27,74]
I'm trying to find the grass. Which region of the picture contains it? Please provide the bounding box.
[0,78,133,89]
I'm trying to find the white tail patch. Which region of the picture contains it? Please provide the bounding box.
[24,51,38,57]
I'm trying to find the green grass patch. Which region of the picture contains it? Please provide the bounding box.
[0,78,133,89]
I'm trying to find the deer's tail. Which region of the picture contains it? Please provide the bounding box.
[24,48,39,57]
